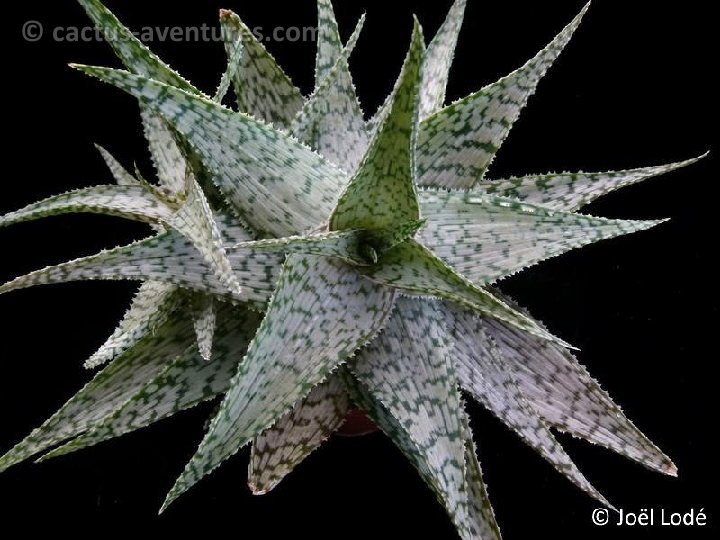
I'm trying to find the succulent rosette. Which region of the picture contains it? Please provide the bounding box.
[1,1,704,537]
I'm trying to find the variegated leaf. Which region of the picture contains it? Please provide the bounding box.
[419,189,664,286]
[365,92,392,142]
[161,254,395,509]
[75,65,348,238]
[219,9,304,129]
[0,185,172,228]
[95,144,139,186]
[341,366,500,539]
[92,138,188,376]
[0,218,282,307]
[446,304,611,507]
[142,95,244,293]
[249,374,350,494]
[314,0,345,87]
[349,298,470,534]
[85,281,182,370]
[40,304,262,461]
[0,219,418,306]
[233,229,371,266]
[419,0,467,120]
[362,239,569,347]
[0,311,195,472]
[417,3,589,188]
[359,218,426,260]
[330,20,424,231]
[78,0,199,94]
[0,180,243,296]
[458,406,502,540]
[479,296,676,476]
[140,108,190,195]
[236,221,424,266]
[214,32,244,105]
[292,15,368,174]
[168,175,242,294]
[479,154,707,212]
[364,23,422,142]
[192,294,217,361]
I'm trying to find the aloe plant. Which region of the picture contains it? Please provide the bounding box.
[1,0,705,536]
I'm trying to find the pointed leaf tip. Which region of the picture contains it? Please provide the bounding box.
[76,0,199,94]
[330,19,425,231]
[417,2,590,188]
[482,155,706,212]
[162,254,395,507]
[219,9,304,129]
[77,64,347,237]
[419,190,667,287]
[419,0,467,120]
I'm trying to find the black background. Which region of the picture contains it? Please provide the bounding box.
[1,1,716,537]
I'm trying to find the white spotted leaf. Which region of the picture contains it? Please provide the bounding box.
[75,64,348,238]
[416,4,589,188]
[418,189,665,286]
[479,155,707,212]
[249,374,350,494]
[219,10,304,129]
[161,254,396,509]
[330,20,424,231]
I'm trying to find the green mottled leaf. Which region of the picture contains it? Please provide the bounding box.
[0,179,243,296]
[219,9,304,129]
[249,374,349,494]
[330,20,424,231]
[349,298,470,534]
[446,303,611,506]
[0,185,172,228]
[292,15,368,174]
[362,239,568,347]
[341,362,500,539]
[364,23,423,142]
[419,189,664,285]
[95,144,139,186]
[168,175,242,294]
[162,254,395,509]
[0,218,282,306]
[78,0,199,94]
[479,154,707,212]
[192,294,217,361]
[0,311,194,473]
[360,218,426,258]
[85,281,182,370]
[478,295,676,476]
[314,0,343,87]
[234,221,424,266]
[417,4,589,188]
[365,93,392,143]
[419,0,466,120]
[214,33,244,105]
[91,139,188,375]
[233,229,370,266]
[75,65,347,238]
[458,408,502,540]
[40,304,262,461]
[140,108,190,195]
